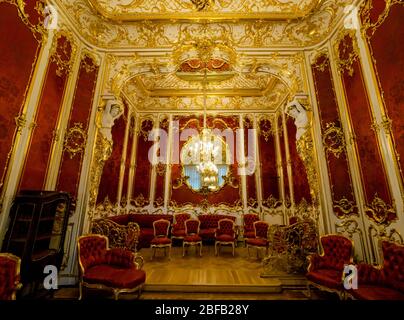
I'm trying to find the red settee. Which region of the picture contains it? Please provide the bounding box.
[198,214,237,241]
[347,240,404,300]
[107,214,173,249]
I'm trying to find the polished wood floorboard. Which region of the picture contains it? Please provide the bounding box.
[141,245,281,292]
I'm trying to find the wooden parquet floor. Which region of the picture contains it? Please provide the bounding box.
[141,245,281,293]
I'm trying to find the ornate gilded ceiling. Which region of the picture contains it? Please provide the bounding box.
[56,0,353,49]
[53,0,355,112]
[87,0,322,21]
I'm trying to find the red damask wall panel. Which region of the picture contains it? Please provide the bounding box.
[56,55,99,207]
[361,1,404,188]
[19,34,73,190]
[96,104,128,204]
[312,54,357,218]
[337,32,394,224]
[131,119,154,207]
[0,2,43,196]
[259,118,281,208]
[286,116,311,204]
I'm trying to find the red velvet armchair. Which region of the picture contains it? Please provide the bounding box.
[306,235,353,299]
[150,219,171,260]
[77,235,146,300]
[0,253,22,300]
[183,219,202,257]
[346,240,404,300]
[242,213,259,245]
[246,221,269,258]
[172,213,191,241]
[215,219,236,256]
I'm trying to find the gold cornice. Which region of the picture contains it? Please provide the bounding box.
[87,0,322,22]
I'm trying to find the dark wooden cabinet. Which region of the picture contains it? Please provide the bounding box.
[2,191,71,287]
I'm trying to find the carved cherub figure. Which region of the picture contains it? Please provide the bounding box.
[286,99,309,141]
[99,100,123,142]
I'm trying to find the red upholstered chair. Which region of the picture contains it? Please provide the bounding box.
[215,219,236,256]
[150,219,172,260]
[346,240,404,300]
[183,219,202,257]
[0,253,22,300]
[172,213,191,241]
[77,234,146,300]
[246,221,270,258]
[243,213,259,246]
[306,234,353,299]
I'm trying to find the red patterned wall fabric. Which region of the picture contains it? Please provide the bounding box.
[259,118,281,209]
[286,116,311,204]
[131,119,154,207]
[311,54,357,218]
[337,32,394,224]
[361,1,404,189]
[19,34,73,190]
[0,1,43,196]
[96,104,128,205]
[278,115,290,207]
[56,55,99,208]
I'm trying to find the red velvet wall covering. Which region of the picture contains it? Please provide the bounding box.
[131,119,154,207]
[56,55,99,207]
[244,117,257,207]
[0,1,43,196]
[170,115,241,207]
[153,117,169,207]
[311,54,357,218]
[286,116,311,204]
[259,118,280,208]
[337,32,394,224]
[361,1,404,189]
[19,34,73,190]
[278,115,290,207]
[96,104,128,204]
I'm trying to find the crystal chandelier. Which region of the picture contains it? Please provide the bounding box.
[196,67,220,192]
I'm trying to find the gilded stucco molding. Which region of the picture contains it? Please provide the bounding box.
[55,0,353,49]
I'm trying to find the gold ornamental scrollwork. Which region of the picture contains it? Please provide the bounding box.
[262,195,282,209]
[365,195,396,225]
[333,197,357,218]
[334,29,360,76]
[88,133,113,212]
[322,122,346,158]
[63,122,87,159]
[190,0,212,11]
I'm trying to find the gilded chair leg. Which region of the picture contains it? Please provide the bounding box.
[168,246,171,260]
[306,284,312,299]
[113,289,119,301]
[183,243,185,257]
[215,242,218,256]
[247,245,250,257]
[199,243,202,257]
[232,243,235,256]
[78,282,83,300]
